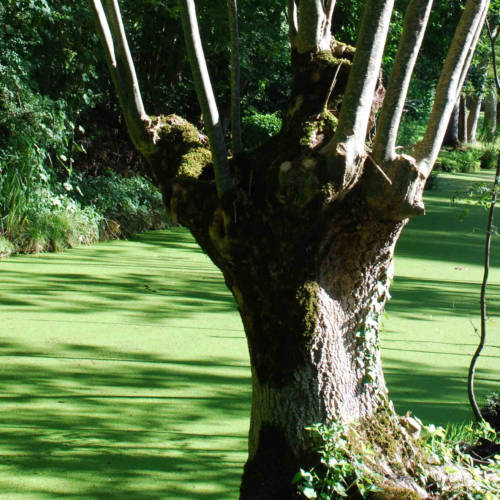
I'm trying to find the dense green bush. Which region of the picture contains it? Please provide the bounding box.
[241,109,282,149]
[435,147,482,173]
[1,167,168,257]
[4,186,101,254]
[0,0,86,239]
[73,172,168,238]
[480,145,498,170]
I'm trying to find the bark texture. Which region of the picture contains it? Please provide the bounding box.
[237,212,405,499]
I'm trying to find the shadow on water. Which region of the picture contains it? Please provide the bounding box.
[388,276,500,318]
[0,229,237,324]
[383,356,499,425]
[0,228,250,499]
[382,172,500,424]
[0,341,250,499]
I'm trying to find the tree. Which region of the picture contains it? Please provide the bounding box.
[90,0,489,497]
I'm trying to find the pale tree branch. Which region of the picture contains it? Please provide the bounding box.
[321,0,336,42]
[178,0,232,198]
[90,0,152,153]
[323,0,394,168]
[288,0,299,44]
[324,0,336,17]
[415,0,490,177]
[227,0,242,154]
[373,0,434,164]
[295,0,331,52]
[454,5,489,103]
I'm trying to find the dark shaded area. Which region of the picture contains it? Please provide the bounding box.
[464,439,500,465]
[481,395,500,431]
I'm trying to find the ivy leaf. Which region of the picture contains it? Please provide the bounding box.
[301,487,317,499]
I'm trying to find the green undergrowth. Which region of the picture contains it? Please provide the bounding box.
[434,143,499,174]
[295,418,499,500]
[1,171,168,257]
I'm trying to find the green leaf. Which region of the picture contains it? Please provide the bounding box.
[301,487,317,499]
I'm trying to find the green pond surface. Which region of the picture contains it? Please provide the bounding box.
[0,172,498,499]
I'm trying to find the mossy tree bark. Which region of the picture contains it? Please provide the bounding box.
[91,0,490,497]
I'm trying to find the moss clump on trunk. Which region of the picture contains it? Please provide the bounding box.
[146,114,212,182]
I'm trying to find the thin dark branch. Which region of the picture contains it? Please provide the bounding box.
[468,155,499,421]
[227,0,242,154]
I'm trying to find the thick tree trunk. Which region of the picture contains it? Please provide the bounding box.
[220,211,405,498]
[143,42,424,498]
[442,99,459,147]
[467,95,482,143]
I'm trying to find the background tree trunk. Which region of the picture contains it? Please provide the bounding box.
[458,94,468,143]
[496,98,500,128]
[483,90,497,139]
[467,95,482,143]
[442,99,460,147]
